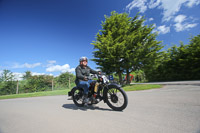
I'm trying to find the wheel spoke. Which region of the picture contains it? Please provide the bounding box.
[72,88,85,106]
[115,88,118,93]
[107,87,126,107]
[108,89,114,95]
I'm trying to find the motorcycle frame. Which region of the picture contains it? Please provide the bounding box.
[69,82,121,104]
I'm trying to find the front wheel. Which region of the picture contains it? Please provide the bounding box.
[105,87,128,111]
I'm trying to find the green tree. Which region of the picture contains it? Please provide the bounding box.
[186,35,200,79]
[92,11,129,84]
[21,75,53,93]
[0,70,16,95]
[92,11,163,84]
[147,34,200,81]
[54,72,75,89]
[123,17,163,83]
[22,71,32,80]
[0,69,15,81]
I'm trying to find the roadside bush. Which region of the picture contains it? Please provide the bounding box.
[0,81,17,95]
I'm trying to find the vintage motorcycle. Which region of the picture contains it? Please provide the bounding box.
[68,74,128,111]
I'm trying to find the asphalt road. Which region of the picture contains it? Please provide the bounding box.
[0,84,200,133]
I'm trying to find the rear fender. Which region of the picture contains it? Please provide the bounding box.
[68,86,78,96]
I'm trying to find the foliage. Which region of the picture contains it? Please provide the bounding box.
[54,72,75,89]
[0,81,17,95]
[0,70,16,95]
[0,70,76,96]
[0,69,15,82]
[92,11,163,84]
[131,70,146,82]
[146,34,200,81]
[92,11,131,84]
[21,75,53,93]
[22,71,32,80]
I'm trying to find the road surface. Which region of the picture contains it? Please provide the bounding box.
[0,84,200,133]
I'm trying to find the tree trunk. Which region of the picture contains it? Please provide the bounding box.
[52,79,54,91]
[16,80,19,94]
[118,72,123,85]
[126,70,130,85]
[69,77,71,89]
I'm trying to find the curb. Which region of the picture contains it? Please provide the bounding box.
[130,80,200,85]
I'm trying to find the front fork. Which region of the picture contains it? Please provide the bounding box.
[102,83,121,103]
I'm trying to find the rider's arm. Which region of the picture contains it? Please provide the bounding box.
[76,67,87,80]
[88,66,99,74]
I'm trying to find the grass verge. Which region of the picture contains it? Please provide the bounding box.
[0,84,162,100]
[123,84,162,91]
[0,89,70,100]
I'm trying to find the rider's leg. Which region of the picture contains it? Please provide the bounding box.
[78,80,93,94]
[78,81,90,95]
[77,80,92,104]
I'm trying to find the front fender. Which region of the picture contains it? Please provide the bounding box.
[107,83,121,89]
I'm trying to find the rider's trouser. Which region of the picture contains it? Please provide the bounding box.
[77,80,93,95]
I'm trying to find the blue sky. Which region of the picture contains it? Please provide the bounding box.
[0,0,200,79]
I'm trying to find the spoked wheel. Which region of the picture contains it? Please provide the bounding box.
[72,87,84,107]
[106,87,128,111]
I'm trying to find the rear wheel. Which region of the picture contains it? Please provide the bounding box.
[105,87,128,111]
[72,87,84,107]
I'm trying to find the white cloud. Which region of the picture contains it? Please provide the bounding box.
[157,25,170,34]
[46,64,75,73]
[174,15,198,32]
[13,72,24,81]
[32,72,46,76]
[24,63,41,68]
[46,60,57,67]
[174,22,198,32]
[174,14,186,23]
[149,17,154,21]
[159,0,187,22]
[47,60,56,64]
[13,72,50,80]
[185,0,200,7]
[126,0,148,13]
[126,0,200,22]
[148,0,161,8]
[13,63,41,69]
[0,71,23,80]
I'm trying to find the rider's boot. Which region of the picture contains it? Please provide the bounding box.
[83,94,90,105]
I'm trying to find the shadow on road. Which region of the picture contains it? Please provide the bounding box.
[62,104,114,112]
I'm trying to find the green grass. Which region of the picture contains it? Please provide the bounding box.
[0,89,70,100]
[0,84,162,100]
[123,84,162,91]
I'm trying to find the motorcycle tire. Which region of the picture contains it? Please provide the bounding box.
[105,87,128,111]
[72,87,85,107]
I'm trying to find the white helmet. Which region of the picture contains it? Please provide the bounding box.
[79,56,88,62]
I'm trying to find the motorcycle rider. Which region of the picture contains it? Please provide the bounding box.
[75,57,100,104]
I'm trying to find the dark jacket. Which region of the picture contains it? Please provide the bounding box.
[75,65,98,85]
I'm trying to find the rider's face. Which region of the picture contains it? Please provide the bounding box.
[81,60,88,66]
